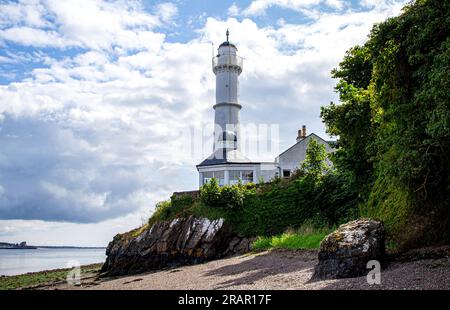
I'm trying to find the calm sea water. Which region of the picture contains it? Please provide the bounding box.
[0,248,106,276]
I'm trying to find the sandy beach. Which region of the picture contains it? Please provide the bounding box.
[40,248,449,290]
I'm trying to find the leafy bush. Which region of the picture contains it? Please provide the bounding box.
[200,179,250,210]
[199,178,221,207]
[219,185,245,209]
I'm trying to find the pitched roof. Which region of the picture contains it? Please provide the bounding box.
[276,133,333,158]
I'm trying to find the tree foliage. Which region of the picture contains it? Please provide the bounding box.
[321,0,450,248]
[300,139,330,180]
[200,179,247,210]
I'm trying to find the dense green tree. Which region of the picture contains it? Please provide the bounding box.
[321,0,450,247]
[320,81,375,196]
[321,39,376,197]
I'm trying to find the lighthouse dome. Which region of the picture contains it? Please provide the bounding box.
[219,41,237,49]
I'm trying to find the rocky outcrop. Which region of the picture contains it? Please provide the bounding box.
[101,216,252,276]
[313,218,385,280]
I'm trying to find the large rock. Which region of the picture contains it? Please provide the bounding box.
[101,216,252,276]
[313,218,385,279]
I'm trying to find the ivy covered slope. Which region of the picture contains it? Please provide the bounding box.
[321,0,450,248]
[149,139,358,239]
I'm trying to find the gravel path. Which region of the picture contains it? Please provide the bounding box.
[55,248,449,290]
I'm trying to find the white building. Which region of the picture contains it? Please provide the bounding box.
[197,31,333,187]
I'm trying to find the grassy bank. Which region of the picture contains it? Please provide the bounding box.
[0,263,102,290]
[252,227,331,251]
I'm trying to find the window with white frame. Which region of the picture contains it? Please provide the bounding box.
[228,170,254,185]
[202,171,225,186]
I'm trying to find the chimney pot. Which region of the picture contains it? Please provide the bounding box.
[302,125,306,138]
[297,127,305,142]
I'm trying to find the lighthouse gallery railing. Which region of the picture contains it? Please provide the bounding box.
[212,55,243,70]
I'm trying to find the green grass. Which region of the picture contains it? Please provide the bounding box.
[251,229,330,251]
[0,263,102,290]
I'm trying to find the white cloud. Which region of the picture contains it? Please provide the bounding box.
[360,0,384,8]
[0,26,69,48]
[0,0,165,51]
[237,0,359,16]
[155,2,178,23]
[0,0,50,28]
[325,0,345,9]
[228,3,241,16]
[241,0,321,16]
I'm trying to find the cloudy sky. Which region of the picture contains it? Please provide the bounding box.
[0,0,407,246]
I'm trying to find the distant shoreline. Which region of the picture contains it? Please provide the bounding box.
[0,240,106,250]
[0,247,38,250]
[34,246,106,249]
[0,246,106,250]
[0,247,107,278]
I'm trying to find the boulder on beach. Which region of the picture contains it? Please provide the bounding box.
[312,218,386,280]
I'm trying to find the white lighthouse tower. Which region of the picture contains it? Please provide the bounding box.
[213,29,243,152]
[197,30,258,186]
